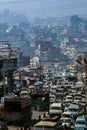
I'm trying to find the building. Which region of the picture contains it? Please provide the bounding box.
[0,41,17,93]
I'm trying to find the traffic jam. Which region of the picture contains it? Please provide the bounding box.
[0,69,86,130]
[28,71,87,130]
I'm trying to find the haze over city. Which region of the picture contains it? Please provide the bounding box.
[0,0,87,20]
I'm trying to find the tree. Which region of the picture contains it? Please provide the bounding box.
[70,15,83,26]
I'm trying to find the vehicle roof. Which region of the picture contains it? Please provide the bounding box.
[20,90,29,93]
[62,111,71,114]
[76,116,86,121]
[50,102,62,106]
[68,104,79,109]
[28,85,34,88]
[34,121,57,127]
[63,99,73,102]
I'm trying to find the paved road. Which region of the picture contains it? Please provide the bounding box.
[8,126,30,130]
[32,110,48,120]
[8,126,21,130]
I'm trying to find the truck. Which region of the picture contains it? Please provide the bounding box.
[29,81,50,111]
[31,90,50,111]
[4,95,32,126]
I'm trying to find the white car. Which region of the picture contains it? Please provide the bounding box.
[60,117,72,128]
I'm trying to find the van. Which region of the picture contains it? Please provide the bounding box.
[67,103,80,119]
[49,102,63,117]
[75,116,87,130]
[61,111,72,119]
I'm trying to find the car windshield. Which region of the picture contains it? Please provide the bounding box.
[63,114,70,118]
[68,108,79,112]
[61,119,70,123]
[76,121,86,124]
[50,107,61,110]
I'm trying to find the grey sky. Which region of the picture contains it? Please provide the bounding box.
[0,0,87,20]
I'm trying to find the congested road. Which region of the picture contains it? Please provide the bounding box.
[2,69,87,130]
[29,73,86,130]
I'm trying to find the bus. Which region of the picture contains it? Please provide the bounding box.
[33,120,61,130]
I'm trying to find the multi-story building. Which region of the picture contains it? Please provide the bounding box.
[0,41,17,93]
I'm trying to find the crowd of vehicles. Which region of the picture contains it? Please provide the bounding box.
[0,68,86,129]
[31,71,86,130]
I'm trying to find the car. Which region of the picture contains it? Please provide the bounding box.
[74,116,87,130]
[59,117,72,128]
[43,85,50,91]
[0,121,8,130]
[20,90,30,98]
[61,111,72,119]
[49,102,63,117]
[66,95,73,100]
[66,103,80,119]
[63,99,72,111]
[50,85,57,94]
[50,93,56,103]
[74,96,82,103]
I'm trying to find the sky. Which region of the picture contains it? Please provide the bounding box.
[0,0,87,20]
